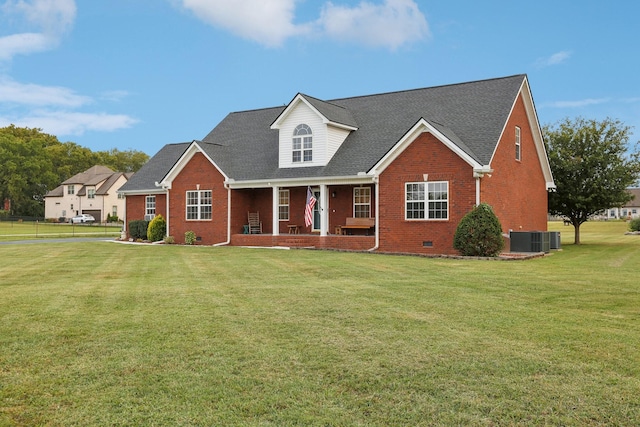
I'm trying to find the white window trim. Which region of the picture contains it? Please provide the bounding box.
[353,187,371,218]
[186,190,212,221]
[278,189,290,221]
[405,181,449,221]
[515,126,521,161]
[145,195,156,220]
[292,124,313,163]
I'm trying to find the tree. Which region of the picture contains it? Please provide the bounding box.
[544,117,640,244]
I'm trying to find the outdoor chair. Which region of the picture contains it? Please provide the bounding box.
[248,212,262,234]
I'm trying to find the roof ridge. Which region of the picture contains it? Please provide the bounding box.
[327,74,527,103]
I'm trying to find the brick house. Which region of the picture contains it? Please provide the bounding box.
[119,74,555,254]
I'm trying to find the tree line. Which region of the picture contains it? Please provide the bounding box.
[0,125,149,217]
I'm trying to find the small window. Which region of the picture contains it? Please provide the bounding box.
[405,181,448,220]
[279,189,290,221]
[145,196,156,218]
[353,187,371,218]
[87,188,96,199]
[186,190,212,220]
[112,206,118,216]
[515,126,521,161]
[292,124,312,163]
[68,185,75,195]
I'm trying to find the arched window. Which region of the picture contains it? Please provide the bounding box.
[292,124,312,162]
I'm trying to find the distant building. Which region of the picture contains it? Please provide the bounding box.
[44,166,133,222]
[605,188,640,219]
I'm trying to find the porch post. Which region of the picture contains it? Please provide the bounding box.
[320,184,328,236]
[272,185,279,236]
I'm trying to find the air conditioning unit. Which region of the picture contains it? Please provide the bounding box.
[144,214,155,221]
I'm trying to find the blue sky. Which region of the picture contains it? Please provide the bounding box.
[1,0,639,155]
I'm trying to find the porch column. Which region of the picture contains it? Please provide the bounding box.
[272,185,280,236]
[320,184,328,236]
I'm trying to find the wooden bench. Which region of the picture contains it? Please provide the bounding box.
[340,217,375,235]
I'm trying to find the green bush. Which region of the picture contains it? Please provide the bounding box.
[629,217,640,232]
[184,230,196,245]
[128,220,149,240]
[163,235,175,244]
[147,215,166,242]
[453,203,505,257]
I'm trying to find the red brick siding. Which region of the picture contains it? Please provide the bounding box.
[481,94,548,232]
[168,152,228,244]
[378,132,476,255]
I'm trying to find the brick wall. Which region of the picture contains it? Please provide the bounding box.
[378,132,476,255]
[481,94,548,232]
[168,152,228,244]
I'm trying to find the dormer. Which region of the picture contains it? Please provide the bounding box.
[271,94,358,168]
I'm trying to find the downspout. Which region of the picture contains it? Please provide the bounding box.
[368,175,380,252]
[475,176,481,206]
[213,182,232,246]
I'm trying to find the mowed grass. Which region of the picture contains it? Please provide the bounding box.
[0,221,121,240]
[0,222,638,426]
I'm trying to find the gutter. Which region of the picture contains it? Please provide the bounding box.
[213,182,232,246]
[368,175,380,252]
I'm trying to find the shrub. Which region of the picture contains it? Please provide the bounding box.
[629,217,640,232]
[184,230,196,245]
[453,203,505,257]
[128,220,149,240]
[163,235,175,244]
[147,214,166,242]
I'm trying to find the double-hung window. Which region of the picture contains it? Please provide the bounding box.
[145,196,156,219]
[278,190,289,221]
[515,126,521,161]
[354,187,371,218]
[405,181,449,220]
[87,188,96,199]
[292,124,312,163]
[68,185,75,195]
[186,190,212,220]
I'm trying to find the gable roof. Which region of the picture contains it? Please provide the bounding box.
[118,143,191,194]
[624,188,640,207]
[62,165,114,185]
[123,74,540,192]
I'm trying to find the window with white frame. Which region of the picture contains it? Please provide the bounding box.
[87,188,96,199]
[68,185,75,195]
[353,187,371,218]
[278,189,289,221]
[515,126,521,161]
[186,190,212,220]
[145,196,156,218]
[405,181,449,220]
[292,124,312,163]
[112,206,117,216]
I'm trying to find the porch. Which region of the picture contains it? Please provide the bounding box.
[230,232,376,251]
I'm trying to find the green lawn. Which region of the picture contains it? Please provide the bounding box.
[1,221,639,425]
[0,220,121,240]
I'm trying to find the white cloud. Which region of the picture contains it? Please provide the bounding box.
[177,0,429,49]
[0,110,139,136]
[535,50,572,68]
[179,0,302,47]
[0,0,76,61]
[0,76,91,107]
[548,98,610,108]
[317,0,429,49]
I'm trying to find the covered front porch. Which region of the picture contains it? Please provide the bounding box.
[227,182,377,250]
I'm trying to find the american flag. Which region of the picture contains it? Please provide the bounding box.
[304,186,316,227]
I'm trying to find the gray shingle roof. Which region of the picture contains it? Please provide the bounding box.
[118,143,190,193]
[122,74,527,191]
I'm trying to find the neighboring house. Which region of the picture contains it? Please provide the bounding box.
[605,188,640,219]
[44,166,132,222]
[119,74,555,254]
